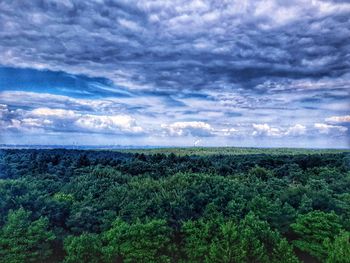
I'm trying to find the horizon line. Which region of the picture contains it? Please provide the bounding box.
[1,144,349,150]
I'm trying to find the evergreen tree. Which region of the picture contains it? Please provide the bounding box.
[0,208,55,263]
[104,218,173,263]
[325,231,350,263]
[183,213,299,263]
[291,210,342,260]
[64,233,104,263]
[182,217,222,262]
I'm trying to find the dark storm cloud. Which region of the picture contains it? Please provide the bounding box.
[1,0,350,93]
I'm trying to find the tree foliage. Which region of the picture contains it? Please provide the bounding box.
[104,218,173,263]
[291,211,342,260]
[0,208,55,263]
[0,149,349,262]
[325,231,350,263]
[63,233,103,263]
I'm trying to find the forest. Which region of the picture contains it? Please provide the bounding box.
[0,148,349,263]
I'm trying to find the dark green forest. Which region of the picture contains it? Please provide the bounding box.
[0,149,349,263]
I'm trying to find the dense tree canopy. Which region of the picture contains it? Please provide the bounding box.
[0,149,349,262]
[0,208,55,263]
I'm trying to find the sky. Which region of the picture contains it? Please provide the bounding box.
[0,0,349,148]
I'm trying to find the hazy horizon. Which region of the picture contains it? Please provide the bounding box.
[1,1,349,148]
[1,143,350,151]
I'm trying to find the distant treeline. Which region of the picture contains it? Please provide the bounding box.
[121,146,350,156]
[0,149,349,262]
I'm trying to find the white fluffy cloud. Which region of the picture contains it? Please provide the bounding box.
[161,121,240,137]
[252,122,348,137]
[31,108,76,118]
[75,115,143,133]
[314,123,348,134]
[325,115,350,123]
[1,89,349,147]
[220,128,238,136]
[252,123,308,137]
[252,123,282,137]
[161,121,214,136]
[0,106,143,135]
[285,124,307,136]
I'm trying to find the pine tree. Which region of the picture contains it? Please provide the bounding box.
[0,208,55,263]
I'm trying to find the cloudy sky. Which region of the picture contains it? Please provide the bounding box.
[0,0,349,148]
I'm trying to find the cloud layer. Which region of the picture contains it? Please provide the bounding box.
[0,0,349,147]
[1,0,350,90]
